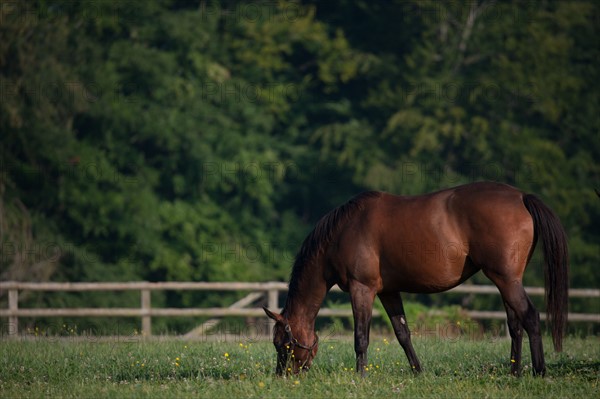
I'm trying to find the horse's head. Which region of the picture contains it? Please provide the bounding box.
[263,307,319,375]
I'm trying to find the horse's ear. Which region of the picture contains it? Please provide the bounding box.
[263,306,284,322]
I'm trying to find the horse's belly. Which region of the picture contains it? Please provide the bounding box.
[379,254,478,294]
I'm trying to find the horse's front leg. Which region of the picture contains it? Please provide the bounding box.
[378,292,422,373]
[349,282,376,377]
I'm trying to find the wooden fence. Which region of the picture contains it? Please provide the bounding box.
[0,281,598,336]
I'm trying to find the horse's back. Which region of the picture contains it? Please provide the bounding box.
[381,181,527,240]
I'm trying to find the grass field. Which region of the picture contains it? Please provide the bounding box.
[1,334,598,398]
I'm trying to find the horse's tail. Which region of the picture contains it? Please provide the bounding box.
[523,194,569,352]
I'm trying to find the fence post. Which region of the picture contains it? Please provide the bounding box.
[141,289,151,337]
[8,289,18,336]
[267,288,279,331]
[268,288,278,311]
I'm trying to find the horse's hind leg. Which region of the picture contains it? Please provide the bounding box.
[504,303,523,376]
[490,277,546,376]
[378,292,422,372]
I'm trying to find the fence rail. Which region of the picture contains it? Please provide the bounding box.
[1,281,598,336]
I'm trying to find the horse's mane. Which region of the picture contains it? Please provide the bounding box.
[286,191,382,299]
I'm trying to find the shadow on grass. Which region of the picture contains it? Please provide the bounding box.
[548,358,600,380]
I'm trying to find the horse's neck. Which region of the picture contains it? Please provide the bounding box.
[284,262,329,329]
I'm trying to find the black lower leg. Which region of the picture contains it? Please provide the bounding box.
[351,284,375,377]
[503,287,546,377]
[505,304,523,376]
[379,292,422,373]
[523,306,545,376]
[390,314,422,372]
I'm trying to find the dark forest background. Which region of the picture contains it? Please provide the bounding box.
[1,0,598,334]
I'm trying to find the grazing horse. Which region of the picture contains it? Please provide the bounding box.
[264,182,568,377]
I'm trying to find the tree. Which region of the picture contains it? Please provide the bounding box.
[1,0,597,333]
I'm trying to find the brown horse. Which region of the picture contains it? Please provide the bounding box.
[264,182,569,377]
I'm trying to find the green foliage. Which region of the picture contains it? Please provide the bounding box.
[1,0,598,332]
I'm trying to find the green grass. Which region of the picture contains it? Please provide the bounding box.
[1,335,598,398]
